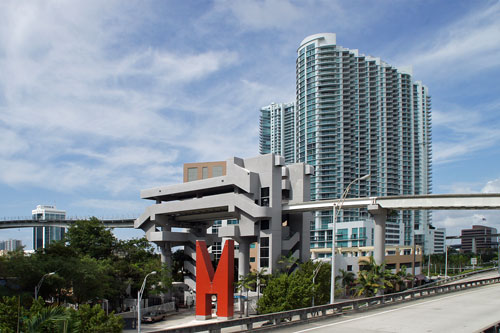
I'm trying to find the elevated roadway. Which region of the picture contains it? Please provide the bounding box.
[283,193,500,212]
[0,218,134,229]
[272,277,500,333]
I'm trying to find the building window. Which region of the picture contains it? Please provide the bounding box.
[347,265,352,272]
[260,237,269,268]
[187,167,198,182]
[261,187,270,207]
[212,166,223,177]
[260,220,269,230]
[202,167,208,179]
[260,258,269,267]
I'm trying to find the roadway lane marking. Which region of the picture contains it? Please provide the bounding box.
[291,285,498,333]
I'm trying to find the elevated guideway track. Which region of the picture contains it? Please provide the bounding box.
[0,218,135,229]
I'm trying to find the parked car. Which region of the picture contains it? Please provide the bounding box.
[142,311,166,323]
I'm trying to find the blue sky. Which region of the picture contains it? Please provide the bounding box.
[1,0,499,249]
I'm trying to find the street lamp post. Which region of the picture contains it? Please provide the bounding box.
[497,235,500,276]
[330,174,370,304]
[444,242,448,280]
[34,272,55,300]
[312,261,324,307]
[137,271,157,333]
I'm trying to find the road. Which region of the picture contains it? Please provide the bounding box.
[273,282,500,333]
[442,269,499,285]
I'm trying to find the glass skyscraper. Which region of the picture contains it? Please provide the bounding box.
[260,33,432,249]
[32,205,66,250]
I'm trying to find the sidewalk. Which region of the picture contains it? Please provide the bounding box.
[123,308,247,333]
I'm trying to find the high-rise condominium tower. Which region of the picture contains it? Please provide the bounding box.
[32,205,66,250]
[260,33,432,250]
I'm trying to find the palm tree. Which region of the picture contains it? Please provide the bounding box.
[355,256,393,297]
[393,265,412,291]
[252,268,268,312]
[24,306,71,333]
[277,254,298,274]
[336,269,355,297]
[236,273,254,317]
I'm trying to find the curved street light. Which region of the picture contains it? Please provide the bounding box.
[331,174,370,304]
[137,271,157,333]
[34,272,56,300]
[312,261,324,307]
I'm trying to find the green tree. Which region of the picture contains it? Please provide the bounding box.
[391,265,412,292]
[276,254,298,274]
[171,250,189,281]
[24,303,70,333]
[0,296,21,333]
[257,261,328,314]
[257,273,290,314]
[70,304,123,333]
[71,256,115,304]
[32,242,79,303]
[65,218,116,260]
[1,249,41,299]
[337,269,355,297]
[236,273,255,317]
[355,256,393,297]
[252,268,269,312]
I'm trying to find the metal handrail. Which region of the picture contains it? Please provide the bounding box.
[150,276,500,332]
[410,267,497,290]
[474,319,500,333]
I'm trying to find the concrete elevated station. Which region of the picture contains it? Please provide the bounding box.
[135,154,313,291]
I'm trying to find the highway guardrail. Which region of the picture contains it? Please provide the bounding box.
[151,276,500,332]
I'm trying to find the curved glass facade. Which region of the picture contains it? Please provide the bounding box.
[260,33,432,249]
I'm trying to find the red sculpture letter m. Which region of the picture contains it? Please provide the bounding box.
[196,240,234,320]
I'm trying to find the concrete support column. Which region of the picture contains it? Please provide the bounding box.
[158,241,173,300]
[160,225,173,268]
[160,242,172,269]
[238,238,250,279]
[368,204,388,266]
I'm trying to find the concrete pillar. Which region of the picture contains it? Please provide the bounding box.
[160,242,172,269]
[158,241,173,300]
[160,225,173,268]
[368,205,387,265]
[238,238,250,278]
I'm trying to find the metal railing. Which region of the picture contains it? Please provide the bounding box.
[411,267,498,290]
[475,319,500,333]
[151,276,500,332]
[0,214,139,221]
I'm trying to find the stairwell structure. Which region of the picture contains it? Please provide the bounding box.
[135,154,313,293]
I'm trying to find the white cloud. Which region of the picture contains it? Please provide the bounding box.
[0,1,243,197]
[432,102,500,164]
[433,176,500,236]
[400,2,500,78]
[210,0,303,30]
[482,179,500,193]
[433,210,500,238]
[71,199,147,215]
[437,182,483,195]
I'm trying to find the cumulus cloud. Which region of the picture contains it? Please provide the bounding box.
[482,179,500,193]
[432,101,500,165]
[0,1,243,196]
[400,2,500,78]
[433,210,500,238]
[209,0,304,31]
[71,199,147,216]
